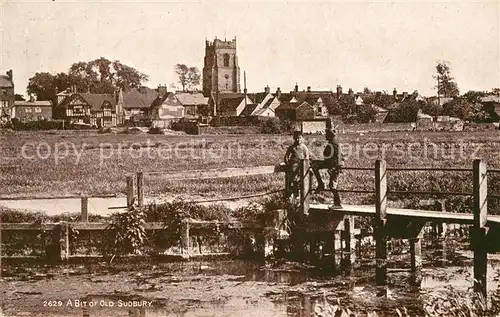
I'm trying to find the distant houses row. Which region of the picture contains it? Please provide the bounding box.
[2,69,500,132]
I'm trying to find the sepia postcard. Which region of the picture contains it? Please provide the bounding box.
[1,1,500,316]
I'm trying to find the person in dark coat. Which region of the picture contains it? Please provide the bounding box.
[312,129,343,208]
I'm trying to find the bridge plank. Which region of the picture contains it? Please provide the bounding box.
[309,204,500,225]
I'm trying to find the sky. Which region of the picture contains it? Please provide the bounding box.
[1,0,499,97]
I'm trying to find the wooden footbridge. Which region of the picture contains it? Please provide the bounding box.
[1,158,500,301]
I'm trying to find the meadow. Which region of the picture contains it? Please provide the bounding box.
[1,129,499,213]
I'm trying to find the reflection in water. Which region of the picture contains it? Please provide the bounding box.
[3,258,500,317]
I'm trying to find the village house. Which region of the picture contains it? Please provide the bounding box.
[12,98,52,121]
[116,86,159,125]
[174,92,209,119]
[0,70,14,123]
[54,91,117,127]
[217,94,255,117]
[150,92,185,128]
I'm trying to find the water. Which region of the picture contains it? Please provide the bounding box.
[2,256,500,317]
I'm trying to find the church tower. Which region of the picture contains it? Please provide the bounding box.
[202,37,241,97]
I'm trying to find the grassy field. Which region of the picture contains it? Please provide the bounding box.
[1,129,499,212]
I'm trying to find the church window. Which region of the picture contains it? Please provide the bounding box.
[223,53,230,67]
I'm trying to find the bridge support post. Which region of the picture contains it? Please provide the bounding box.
[410,236,422,284]
[472,159,488,299]
[374,160,388,288]
[342,216,356,275]
[300,159,311,215]
[321,232,336,271]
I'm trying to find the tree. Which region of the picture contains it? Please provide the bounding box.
[442,98,475,121]
[363,87,372,94]
[385,99,422,123]
[27,72,57,101]
[68,58,148,93]
[463,90,486,104]
[27,58,149,100]
[174,64,200,92]
[14,94,25,101]
[435,62,460,97]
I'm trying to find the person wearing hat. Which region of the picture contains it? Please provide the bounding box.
[284,130,310,197]
[312,128,343,208]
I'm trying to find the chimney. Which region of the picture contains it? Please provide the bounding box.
[243,71,247,95]
[336,85,343,98]
[276,87,282,99]
[393,88,397,99]
[157,85,167,97]
[294,83,299,93]
[348,88,354,96]
[264,85,270,94]
[6,70,12,81]
[307,86,311,92]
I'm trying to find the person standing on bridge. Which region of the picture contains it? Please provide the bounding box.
[312,128,343,208]
[284,131,310,197]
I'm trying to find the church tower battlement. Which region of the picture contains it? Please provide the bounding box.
[203,37,241,96]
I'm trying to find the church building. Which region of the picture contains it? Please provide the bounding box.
[202,37,241,96]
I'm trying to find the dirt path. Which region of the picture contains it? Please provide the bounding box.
[0,195,255,217]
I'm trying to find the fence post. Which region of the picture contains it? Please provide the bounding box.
[137,171,144,208]
[181,219,190,259]
[64,222,70,263]
[472,159,487,299]
[300,159,311,215]
[374,159,388,287]
[126,176,134,208]
[80,197,88,222]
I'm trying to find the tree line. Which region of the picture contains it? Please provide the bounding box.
[26,59,201,103]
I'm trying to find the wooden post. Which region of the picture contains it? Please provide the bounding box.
[472,159,487,299]
[137,171,144,208]
[410,237,422,284]
[342,215,356,274]
[126,176,134,208]
[374,160,388,287]
[284,164,293,200]
[181,219,190,259]
[64,222,70,263]
[300,159,311,215]
[321,232,335,271]
[80,197,88,222]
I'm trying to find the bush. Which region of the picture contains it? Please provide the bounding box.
[260,118,293,134]
[11,118,63,130]
[171,118,199,134]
